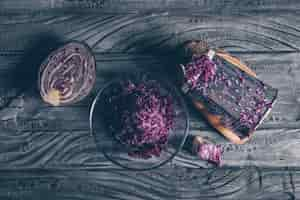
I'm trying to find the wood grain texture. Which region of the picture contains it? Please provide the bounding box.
[0,0,300,13]
[0,168,298,200]
[0,2,300,200]
[0,12,299,169]
[0,13,300,53]
[0,52,299,169]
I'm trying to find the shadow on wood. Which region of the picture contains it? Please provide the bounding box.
[0,33,65,110]
[13,33,63,95]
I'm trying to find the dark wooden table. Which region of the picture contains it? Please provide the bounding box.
[0,1,300,199]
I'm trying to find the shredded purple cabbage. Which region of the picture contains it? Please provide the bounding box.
[239,87,273,129]
[198,143,222,166]
[182,53,274,134]
[104,79,174,159]
[183,55,217,89]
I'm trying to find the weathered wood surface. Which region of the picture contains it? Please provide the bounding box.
[0,0,300,13]
[1,2,300,199]
[0,167,298,200]
[1,12,300,53]
[0,12,300,169]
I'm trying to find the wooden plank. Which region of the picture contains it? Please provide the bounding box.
[0,3,299,200]
[0,13,300,53]
[0,13,300,169]
[0,168,298,200]
[0,52,299,169]
[0,0,300,13]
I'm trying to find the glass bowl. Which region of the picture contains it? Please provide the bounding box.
[89,73,189,170]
